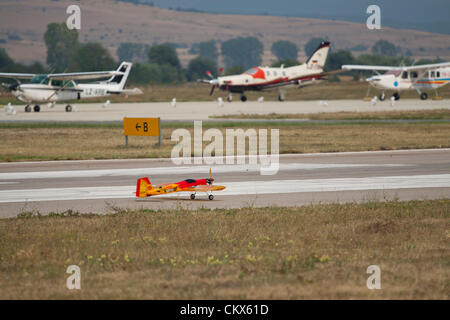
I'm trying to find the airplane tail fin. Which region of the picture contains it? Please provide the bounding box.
[107,61,132,90]
[136,177,152,197]
[306,41,330,70]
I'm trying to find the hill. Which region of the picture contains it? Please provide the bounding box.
[0,0,449,66]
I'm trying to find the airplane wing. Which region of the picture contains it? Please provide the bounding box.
[399,62,450,71]
[47,71,124,81]
[0,72,36,79]
[342,65,398,71]
[182,185,225,192]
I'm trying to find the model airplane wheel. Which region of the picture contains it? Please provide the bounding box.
[379,93,386,101]
[208,194,214,201]
[393,93,400,101]
[420,92,428,100]
[33,105,40,112]
[190,194,195,200]
[24,105,31,112]
[240,95,247,102]
[65,105,72,112]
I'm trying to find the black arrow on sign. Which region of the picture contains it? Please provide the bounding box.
[136,123,141,131]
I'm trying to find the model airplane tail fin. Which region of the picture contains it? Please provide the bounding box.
[306,41,330,70]
[108,61,132,90]
[136,177,152,197]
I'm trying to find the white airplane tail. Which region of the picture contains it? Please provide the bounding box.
[306,41,330,70]
[107,62,132,90]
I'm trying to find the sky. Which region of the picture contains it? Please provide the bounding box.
[148,0,450,34]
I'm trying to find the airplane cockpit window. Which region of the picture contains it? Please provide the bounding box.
[30,75,50,85]
[411,71,418,78]
[245,68,258,75]
[184,179,196,183]
[437,72,441,78]
[52,80,63,87]
[401,72,408,79]
[430,71,435,78]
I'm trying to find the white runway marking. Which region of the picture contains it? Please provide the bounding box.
[0,163,408,180]
[0,174,448,203]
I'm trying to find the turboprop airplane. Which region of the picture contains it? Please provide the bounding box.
[0,61,142,112]
[199,41,335,102]
[342,62,450,101]
[135,169,225,200]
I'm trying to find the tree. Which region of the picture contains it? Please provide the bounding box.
[186,57,217,82]
[271,40,298,61]
[44,23,79,72]
[148,44,181,69]
[324,50,355,72]
[117,43,151,62]
[0,48,13,70]
[198,40,218,63]
[128,62,162,85]
[224,65,244,76]
[221,37,264,70]
[304,37,327,57]
[68,42,116,72]
[371,40,398,57]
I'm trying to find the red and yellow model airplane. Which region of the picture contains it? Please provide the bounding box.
[135,169,225,200]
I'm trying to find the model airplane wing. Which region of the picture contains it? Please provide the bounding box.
[182,185,226,192]
[398,62,450,71]
[47,71,124,81]
[0,72,36,79]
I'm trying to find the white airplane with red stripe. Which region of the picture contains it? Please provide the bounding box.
[200,41,333,102]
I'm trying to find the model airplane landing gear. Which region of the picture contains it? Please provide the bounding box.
[278,90,286,102]
[420,92,428,100]
[33,105,40,112]
[392,92,400,101]
[24,105,31,112]
[240,94,247,102]
[65,105,72,112]
[190,193,196,200]
[208,194,214,201]
[227,93,232,102]
[379,92,386,101]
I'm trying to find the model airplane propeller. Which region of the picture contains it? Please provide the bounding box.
[135,168,225,200]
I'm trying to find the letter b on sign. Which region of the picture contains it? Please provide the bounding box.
[66,265,81,290]
[366,265,381,289]
[366,5,381,30]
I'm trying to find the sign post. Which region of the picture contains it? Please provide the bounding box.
[123,117,161,147]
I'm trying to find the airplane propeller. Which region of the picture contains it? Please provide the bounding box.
[1,78,21,92]
[206,168,215,185]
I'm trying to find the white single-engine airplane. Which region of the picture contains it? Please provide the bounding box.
[342,62,450,101]
[0,61,142,112]
[199,41,335,102]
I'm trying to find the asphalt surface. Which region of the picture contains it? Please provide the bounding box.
[0,149,449,218]
[1,99,449,121]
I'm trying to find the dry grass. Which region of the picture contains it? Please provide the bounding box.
[0,200,448,299]
[210,109,450,120]
[0,122,449,162]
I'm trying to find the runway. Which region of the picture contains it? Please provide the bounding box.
[1,99,449,122]
[0,149,449,218]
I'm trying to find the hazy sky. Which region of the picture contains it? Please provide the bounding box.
[150,0,450,34]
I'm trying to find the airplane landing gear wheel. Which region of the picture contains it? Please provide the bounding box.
[227,94,232,102]
[190,194,195,200]
[25,105,31,113]
[420,92,428,100]
[393,93,400,101]
[33,105,40,112]
[278,95,285,102]
[208,194,214,201]
[65,105,72,112]
[240,95,247,102]
[379,93,386,101]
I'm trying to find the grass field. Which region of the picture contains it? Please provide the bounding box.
[0,121,449,162]
[1,79,449,105]
[210,109,450,120]
[0,199,448,299]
